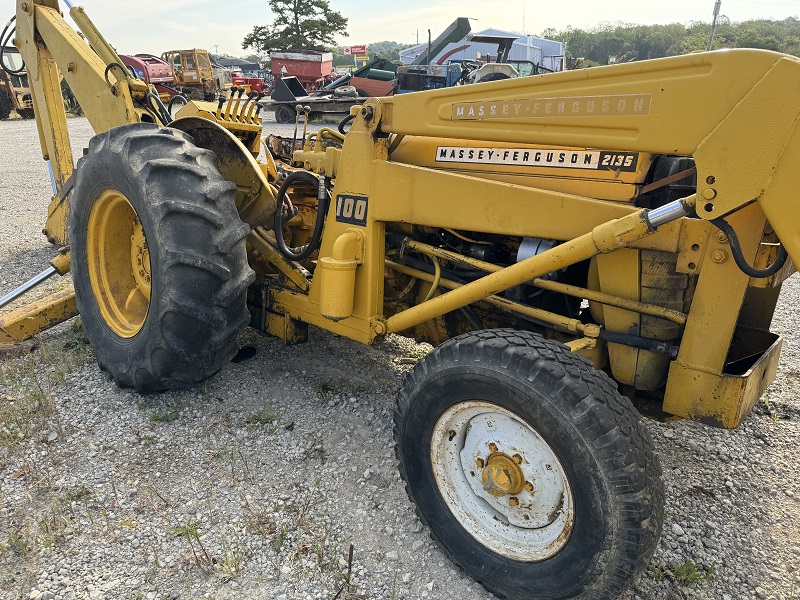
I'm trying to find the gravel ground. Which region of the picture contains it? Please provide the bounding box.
[0,116,799,600]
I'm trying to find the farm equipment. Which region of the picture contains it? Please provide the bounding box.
[161,48,217,100]
[0,44,33,118]
[5,2,800,599]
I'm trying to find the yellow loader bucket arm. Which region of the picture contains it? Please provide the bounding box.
[374,49,800,267]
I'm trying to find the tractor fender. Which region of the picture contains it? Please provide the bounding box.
[169,116,278,228]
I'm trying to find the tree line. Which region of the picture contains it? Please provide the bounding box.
[540,17,800,66]
[240,1,800,67]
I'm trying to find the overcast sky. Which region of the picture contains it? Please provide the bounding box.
[3,0,799,56]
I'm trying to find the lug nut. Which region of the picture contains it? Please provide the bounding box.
[488,443,498,452]
[512,454,522,464]
[476,458,485,468]
[509,497,519,507]
[524,482,534,492]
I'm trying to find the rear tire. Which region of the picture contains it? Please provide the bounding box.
[17,108,34,119]
[70,123,254,392]
[394,329,664,600]
[274,105,294,124]
[0,93,11,120]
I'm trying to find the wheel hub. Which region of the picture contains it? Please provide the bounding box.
[431,401,575,562]
[481,453,525,497]
[131,219,151,301]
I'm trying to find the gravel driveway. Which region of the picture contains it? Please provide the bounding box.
[1,116,798,600]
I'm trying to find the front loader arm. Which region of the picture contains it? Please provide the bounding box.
[375,49,800,267]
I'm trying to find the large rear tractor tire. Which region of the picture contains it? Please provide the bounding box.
[70,123,254,393]
[395,329,664,600]
[0,93,11,120]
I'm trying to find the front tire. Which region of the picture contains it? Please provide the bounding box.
[394,329,664,600]
[70,123,253,392]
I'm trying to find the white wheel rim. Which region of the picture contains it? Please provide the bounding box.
[431,401,575,562]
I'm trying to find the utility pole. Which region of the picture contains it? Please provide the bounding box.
[213,44,219,56]
[707,0,722,51]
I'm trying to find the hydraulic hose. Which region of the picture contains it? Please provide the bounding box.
[274,171,330,262]
[1,16,25,76]
[338,113,355,135]
[711,217,789,278]
[167,94,188,116]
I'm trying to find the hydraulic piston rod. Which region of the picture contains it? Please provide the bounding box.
[385,197,695,334]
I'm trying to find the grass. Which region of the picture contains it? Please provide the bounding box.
[0,317,89,449]
[245,404,277,425]
[172,518,212,568]
[149,408,181,423]
[674,560,715,586]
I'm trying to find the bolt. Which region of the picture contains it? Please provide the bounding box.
[716,231,728,244]
[488,443,498,452]
[512,454,523,464]
[509,497,519,507]
[67,61,77,73]
[711,249,728,264]
[21,2,29,12]
[524,482,534,492]
[703,188,717,200]
[476,458,485,468]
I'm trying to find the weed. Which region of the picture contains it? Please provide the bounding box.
[172,518,212,568]
[149,408,180,423]
[218,536,247,579]
[5,531,27,556]
[272,526,288,551]
[243,496,276,537]
[652,562,667,582]
[315,380,340,400]
[674,560,715,586]
[246,404,277,425]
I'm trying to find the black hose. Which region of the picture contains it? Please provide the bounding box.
[145,92,171,126]
[597,329,679,359]
[711,217,789,278]
[338,113,355,135]
[104,62,128,87]
[274,171,330,262]
[1,16,25,76]
[167,94,188,116]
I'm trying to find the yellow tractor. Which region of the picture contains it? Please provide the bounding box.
[4,1,800,598]
[161,48,217,100]
[0,42,34,118]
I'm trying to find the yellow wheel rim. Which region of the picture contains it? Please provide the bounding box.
[86,190,151,338]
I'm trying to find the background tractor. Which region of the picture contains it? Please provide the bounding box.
[0,44,33,119]
[3,2,800,599]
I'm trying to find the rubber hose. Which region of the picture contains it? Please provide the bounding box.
[274,171,329,262]
[1,17,25,76]
[167,94,188,115]
[711,217,789,278]
[338,113,355,135]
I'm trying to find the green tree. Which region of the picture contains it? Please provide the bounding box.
[243,0,348,52]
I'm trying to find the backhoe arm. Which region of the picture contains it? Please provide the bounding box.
[14,0,150,242]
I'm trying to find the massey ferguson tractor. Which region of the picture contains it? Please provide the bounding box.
[3,1,800,598]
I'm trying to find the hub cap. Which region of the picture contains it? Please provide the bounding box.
[431,401,575,561]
